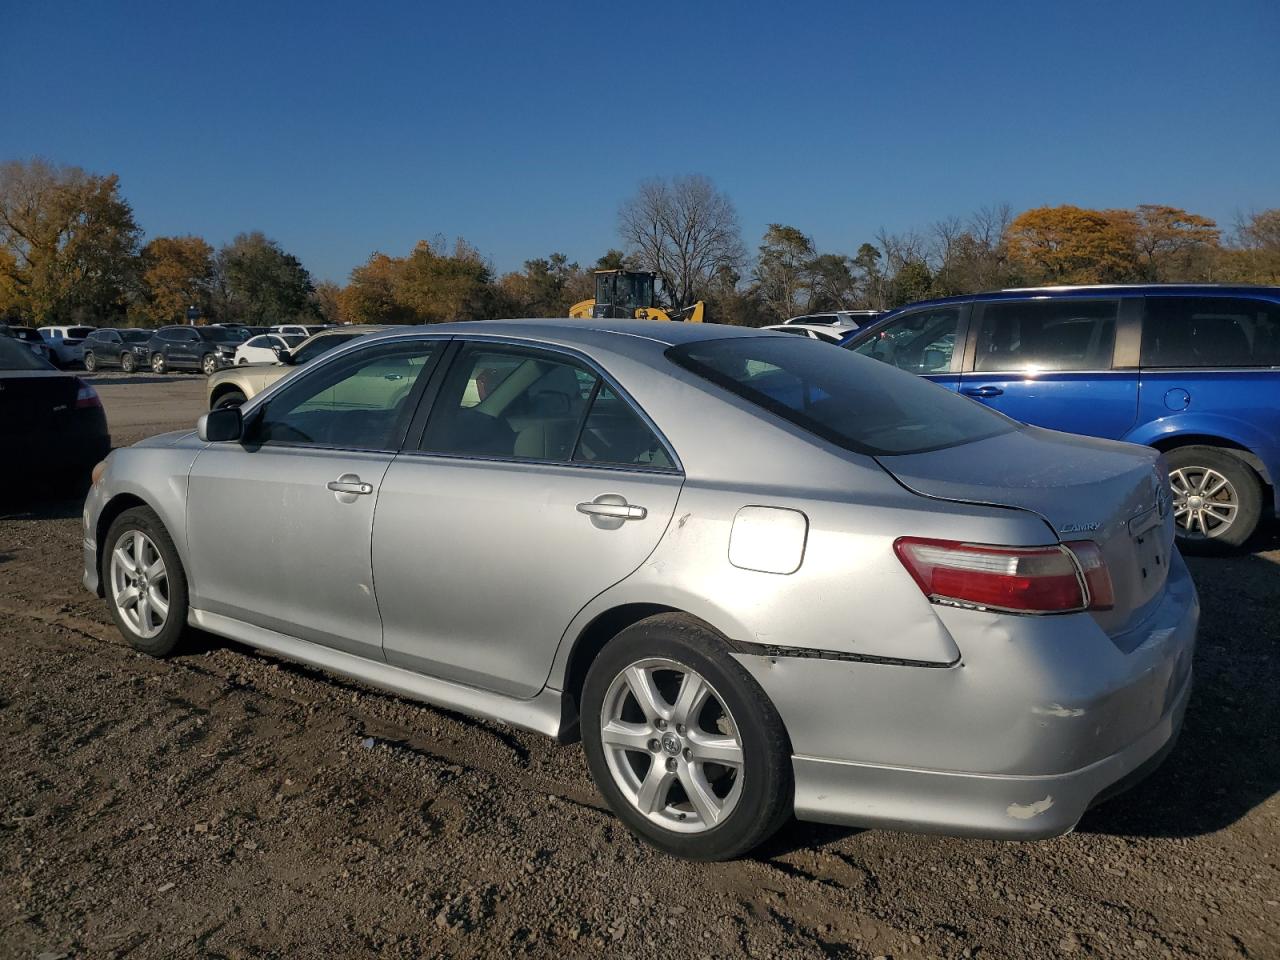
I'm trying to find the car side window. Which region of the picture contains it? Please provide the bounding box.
[974,299,1118,372]
[1142,297,1280,368]
[851,307,959,373]
[573,383,674,470]
[421,344,599,462]
[248,341,437,451]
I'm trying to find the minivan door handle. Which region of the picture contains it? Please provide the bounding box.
[577,494,647,528]
[327,474,374,496]
[961,385,1003,398]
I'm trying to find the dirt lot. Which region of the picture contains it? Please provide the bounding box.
[2,376,1278,960]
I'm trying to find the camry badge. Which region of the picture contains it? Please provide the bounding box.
[1057,520,1101,534]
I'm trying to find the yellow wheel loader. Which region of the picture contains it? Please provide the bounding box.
[569,269,704,322]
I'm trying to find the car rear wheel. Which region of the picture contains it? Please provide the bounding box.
[581,613,791,860]
[121,352,136,373]
[213,390,247,410]
[1166,445,1263,551]
[104,506,189,657]
[201,353,218,376]
[151,353,167,375]
[83,351,97,372]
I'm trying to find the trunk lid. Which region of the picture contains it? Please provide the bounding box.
[0,371,82,437]
[876,425,1174,641]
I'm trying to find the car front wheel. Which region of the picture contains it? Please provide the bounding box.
[151,353,167,374]
[121,352,137,373]
[83,351,97,372]
[103,506,189,657]
[201,353,219,376]
[581,613,792,860]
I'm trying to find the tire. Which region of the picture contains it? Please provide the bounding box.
[102,506,189,657]
[201,353,219,376]
[581,613,792,860]
[213,390,247,410]
[151,352,167,375]
[1165,445,1263,552]
[83,351,97,373]
[120,352,137,373]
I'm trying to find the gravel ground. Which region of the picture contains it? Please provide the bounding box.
[1,377,1277,959]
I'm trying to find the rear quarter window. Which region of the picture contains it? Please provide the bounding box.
[1142,297,1280,368]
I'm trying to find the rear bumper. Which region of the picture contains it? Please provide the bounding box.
[735,552,1199,840]
[789,667,1189,839]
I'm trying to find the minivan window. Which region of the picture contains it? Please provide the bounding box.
[1142,297,1280,368]
[669,336,1015,456]
[849,306,960,373]
[974,299,1118,372]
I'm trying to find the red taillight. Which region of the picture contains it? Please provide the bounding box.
[74,380,102,409]
[894,537,1112,615]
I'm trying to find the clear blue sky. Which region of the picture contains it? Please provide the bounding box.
[3,0,1277,283]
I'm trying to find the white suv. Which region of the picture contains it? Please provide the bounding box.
[39,325,97,367]
[784,310,881,331]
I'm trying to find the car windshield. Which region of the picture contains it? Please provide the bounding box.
[0,337,54,370]
[292,332,359,364]
[121,329,151,343]
[199,327,244,342]
[668,336,1016,456]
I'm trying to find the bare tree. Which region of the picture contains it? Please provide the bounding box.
[618,175,745,309]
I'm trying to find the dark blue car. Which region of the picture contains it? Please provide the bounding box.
[842,285,1280,549]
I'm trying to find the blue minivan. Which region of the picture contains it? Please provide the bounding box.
[842,285,1280,549]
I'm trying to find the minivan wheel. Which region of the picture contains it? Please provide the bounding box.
[103,506,189,657]
[1165,445,1262,551]
[581,613,791,860]
[83,351,97,372]
[121,352,137,373]
[201,353,218,376]
[151,353,167,375]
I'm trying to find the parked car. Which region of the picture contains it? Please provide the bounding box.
[271,323,327,339]
[146,325,245,375]
[762,323,844,344]
[83,328,154,373]
[842,284,1280,549]
[784,310,880,331]
[234,333,305,366]
[2,336,108,487]
[86,319,1196,860]
[207,325,391,409]
[0,325,55,363]
[38,325,96,367]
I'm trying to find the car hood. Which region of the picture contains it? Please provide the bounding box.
[875,425,1174,638]
[132,429,197,449]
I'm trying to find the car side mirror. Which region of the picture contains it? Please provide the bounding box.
[276,348,293,364]
[197,406,243,442]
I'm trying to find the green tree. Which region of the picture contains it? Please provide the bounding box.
[754,224,816,321]
[139,235,215,325]
[498,252,591,316]
[395,238,495,323]
[215,231,315,325]
[0,159,141,323]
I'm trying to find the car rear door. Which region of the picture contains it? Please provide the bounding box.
[957,297,1140,439]
[185,338,444,660]
[372,339,684,698]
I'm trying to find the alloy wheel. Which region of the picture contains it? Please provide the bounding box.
[109,530,170,639]
[599,658,744,834]
[1170,465,1238,539]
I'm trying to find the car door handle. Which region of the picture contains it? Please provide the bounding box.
[327,476,374,495]
[961,385,1003,398]
[577,495,647,521]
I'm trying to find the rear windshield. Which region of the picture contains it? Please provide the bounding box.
[0,337,54,370]
[668,337,1015,456]
[65,327,95,338]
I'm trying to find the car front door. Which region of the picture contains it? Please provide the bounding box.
[846,304,967,390]
[372,340,684,698]
[185,337,444,659]
[957,298,1139,439]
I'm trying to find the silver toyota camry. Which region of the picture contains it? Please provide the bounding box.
[82,319,1198,860]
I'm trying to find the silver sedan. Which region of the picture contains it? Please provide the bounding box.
[82,319,1198,860]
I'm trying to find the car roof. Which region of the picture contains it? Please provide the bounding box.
[877,283,1280,315]
[359,318,776,353]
